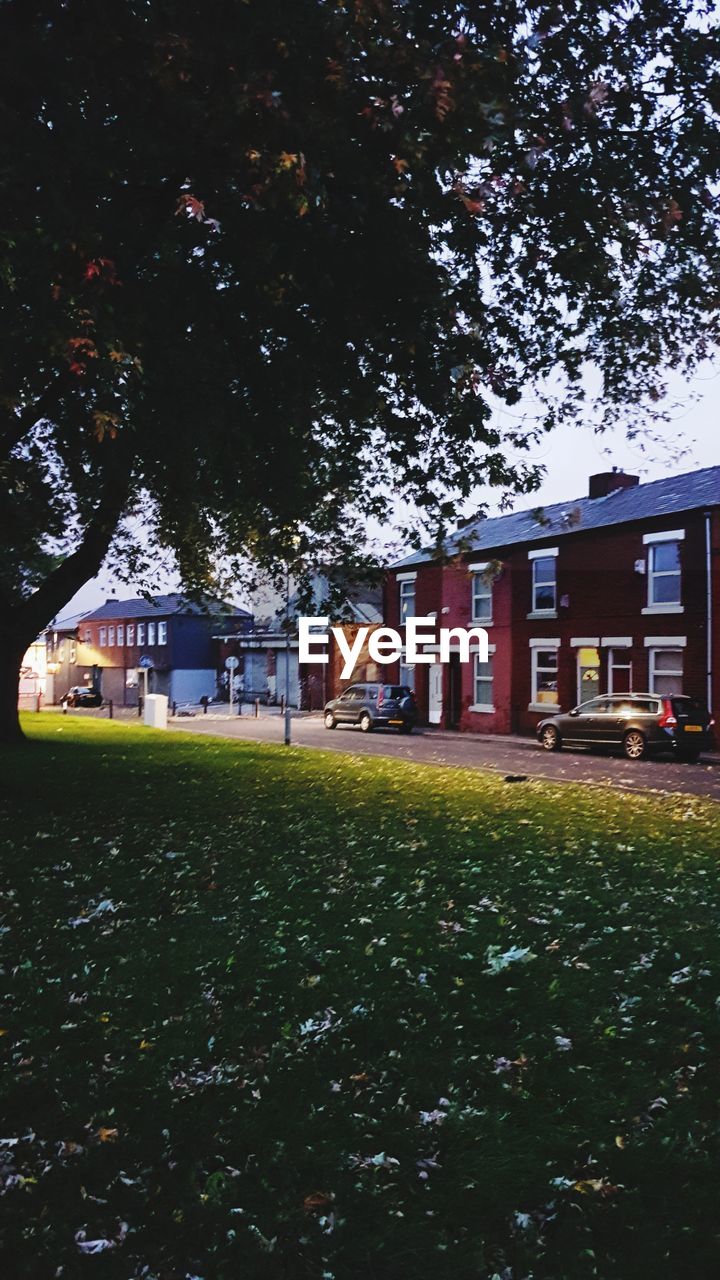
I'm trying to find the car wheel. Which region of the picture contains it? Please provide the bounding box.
[540,725,561,752]
[324,711,337,730]
[359,712,373,733]
[623,730,647,761]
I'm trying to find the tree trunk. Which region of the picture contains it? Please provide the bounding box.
[0,626,28,745]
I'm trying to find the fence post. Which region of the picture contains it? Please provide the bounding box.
[108,699,113,719]
[36,692,41,713]
[172,701,177,717]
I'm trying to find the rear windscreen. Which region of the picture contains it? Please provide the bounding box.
[383,686,412,699]
[672,696,706,718]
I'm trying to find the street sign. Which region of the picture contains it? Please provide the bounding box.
[138,655,154,669]
[225,656,239,670]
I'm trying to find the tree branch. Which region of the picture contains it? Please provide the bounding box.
[0,370,72,457]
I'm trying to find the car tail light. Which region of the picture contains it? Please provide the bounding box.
[709,716,716,728]
[658,698,677,728]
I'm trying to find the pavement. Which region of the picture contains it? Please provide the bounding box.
[164,710,720,803]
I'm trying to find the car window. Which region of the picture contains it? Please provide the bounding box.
[366,687,378,700]
[577,698,607,714]
[672,696,705,717]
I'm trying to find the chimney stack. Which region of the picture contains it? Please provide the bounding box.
[588,469,639,499]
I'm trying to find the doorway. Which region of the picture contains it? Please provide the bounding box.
[576,646,600,705]
[448,653,462,728]
[428,663,443,725]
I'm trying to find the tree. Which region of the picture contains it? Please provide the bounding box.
[2,0,719,741]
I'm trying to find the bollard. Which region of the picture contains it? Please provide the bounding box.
[237,695,242,716]
[108,699,113,719]
[172,701,177,717]
[280,694,285,715]
[36,693,41,713]
[255,698,259,718]
[62,699,68,715]
[138,696,143,718]
[203,700,208,715]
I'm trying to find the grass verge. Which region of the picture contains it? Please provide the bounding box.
[1,714,720,1279]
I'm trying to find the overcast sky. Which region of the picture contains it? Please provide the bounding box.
[57,362,719,623]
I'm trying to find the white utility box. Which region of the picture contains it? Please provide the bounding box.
[144,693,168,730]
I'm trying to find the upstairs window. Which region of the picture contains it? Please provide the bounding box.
[648,541,681,606]
[99,627,107,647]
[471,572,492,622]
[532,557,557,613]
[399,578,415,623]
[127,624,135,646]
[158,621,167,645]
[108,626,115,646]
[147,622,156,646]
[137,623,145,646]
[84,629,91,644]
[117,625,124,646]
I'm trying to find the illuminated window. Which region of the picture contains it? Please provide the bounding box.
[117,625,124,646]
[99,627,107,647]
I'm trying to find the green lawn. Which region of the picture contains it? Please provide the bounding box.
[2,716,720,1278]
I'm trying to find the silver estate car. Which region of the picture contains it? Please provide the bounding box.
[537,693,714,762]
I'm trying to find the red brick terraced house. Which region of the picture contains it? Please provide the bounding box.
[384,467,720,735]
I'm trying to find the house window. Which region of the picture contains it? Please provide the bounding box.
[69,642,77,663]
[399,579,415,624]
[532,647,559,706]
[608,649,632,694]
[398,662,415,691]
[648,541,681,607]
[58,641,66,662]
[147,622,156,645]
[158,621,167,645]
[473,654,494,710]
[137,623,145,646]
[99,627,107,647]
[108,625,116,646]
[471,573,492,622]
[84,629,92,644]
[532,557,557,613]
[117,625,124,646]
[649,647,684,697]
[127,624,135,647]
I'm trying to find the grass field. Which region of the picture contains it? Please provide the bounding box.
[2,715,720,1278]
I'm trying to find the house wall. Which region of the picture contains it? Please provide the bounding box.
[385,507,719,735]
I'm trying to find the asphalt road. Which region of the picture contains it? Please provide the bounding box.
[168,712,720,803]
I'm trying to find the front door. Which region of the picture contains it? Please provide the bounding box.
[428,664,443,725]
[577,646,600,705]
[448,654,461,729]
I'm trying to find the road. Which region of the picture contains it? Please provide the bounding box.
[168,712,720,803]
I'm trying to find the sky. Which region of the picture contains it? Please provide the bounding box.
[57,363,719,623]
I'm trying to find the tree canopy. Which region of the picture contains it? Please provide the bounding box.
[1,0,719,734]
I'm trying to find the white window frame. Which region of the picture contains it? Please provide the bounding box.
[608,647,632,694]
[84,629,92,644]
[108,625,115,646]
[147,621,156,646]
[127,624,135,647]
[158,621,168,646]
[529,639,560,712]
[469,563,493,624]
[528,547,558,617]
[99,626,107,647]
[648,646,684,697]
[470,649,495,712]
[137,623,145,646]
[117,624,124,647]
[398,576,416,624]
[643,533,683,613]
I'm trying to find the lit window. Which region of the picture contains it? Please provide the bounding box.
[471,573,492,622]
[99,627,107,647]
[127,624,135,646]
[69,642,77,663]
[532,647,559,706]
[648,541,681,606]
[649,647,683,697]
[117,625,124,646]
[399,579,415,623]
[532,557,556,613]
[158,621,167,645]
[148,622,156,645]
[108,625,115,646]
[473,654,494,709]
[137,623,145,646]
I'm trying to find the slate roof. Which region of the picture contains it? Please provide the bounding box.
[81,593,250,622]
[391,465,720,568]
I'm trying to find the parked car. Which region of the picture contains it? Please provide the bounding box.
[324,683,417,733]
[63,686,102,708]
[537,693,714,762]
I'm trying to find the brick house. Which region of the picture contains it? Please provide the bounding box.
[385,467,720,734]
[53,593,251,706]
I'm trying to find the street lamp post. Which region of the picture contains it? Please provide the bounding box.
[284,559,291,745]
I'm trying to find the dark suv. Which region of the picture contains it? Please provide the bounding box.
[63,686,102,708]
[324,683,417,733]
[537,693,714,762]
